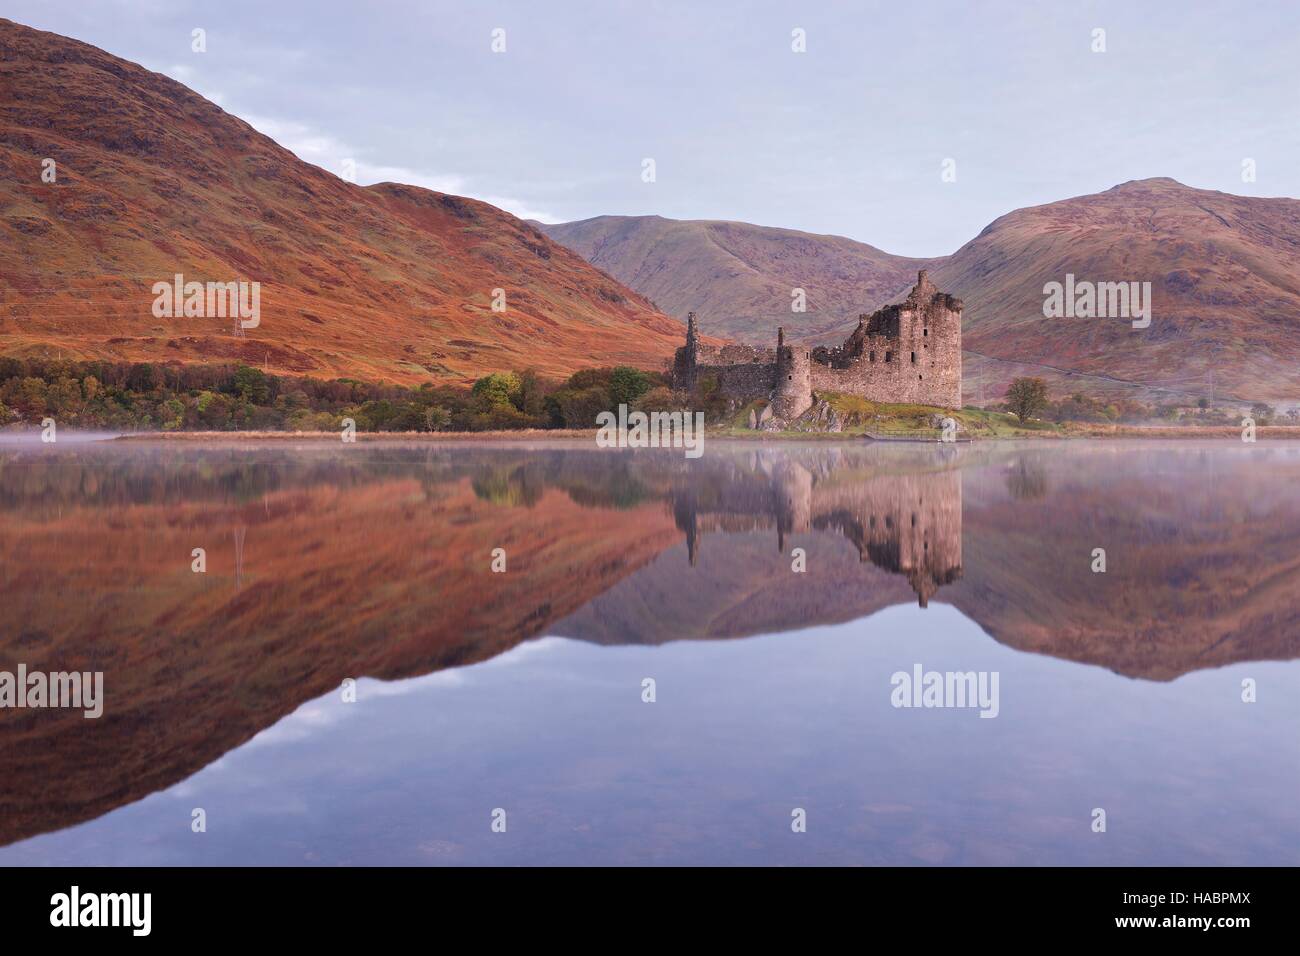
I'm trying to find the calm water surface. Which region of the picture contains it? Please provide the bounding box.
[0,438,1297,865]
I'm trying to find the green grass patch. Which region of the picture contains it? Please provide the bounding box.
[712,392,1062,440]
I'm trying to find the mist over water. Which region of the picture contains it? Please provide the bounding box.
[1,440,1297,865]
[0,431,123,445]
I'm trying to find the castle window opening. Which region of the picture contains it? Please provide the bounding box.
[869,351,875,362]
[923,328,928,337]
[885,351,892,363]
[911,351,917,363]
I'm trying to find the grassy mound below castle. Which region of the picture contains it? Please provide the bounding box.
[718,392,1063,440]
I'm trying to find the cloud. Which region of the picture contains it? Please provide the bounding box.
[478,635,568,667]
[239,112,559,222]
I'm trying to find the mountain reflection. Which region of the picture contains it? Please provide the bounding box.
[0,439,1297,848]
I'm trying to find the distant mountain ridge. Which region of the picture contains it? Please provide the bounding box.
[538,215,938,344]
[544,180,1300,405]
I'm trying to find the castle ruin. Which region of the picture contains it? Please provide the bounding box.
[672,270,962,418]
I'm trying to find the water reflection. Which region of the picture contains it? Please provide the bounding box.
[673,459,962,605]
[0,439,1297,861]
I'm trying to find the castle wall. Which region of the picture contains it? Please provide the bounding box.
[809,272,961,409]
[809,338,960,408]
[696,348,778,403]
[673,319,779,400]
[672,271,962,418]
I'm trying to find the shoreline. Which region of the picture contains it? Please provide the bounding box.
[75,424,1300,442]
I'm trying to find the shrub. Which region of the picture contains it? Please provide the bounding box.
[471,372,522,409]
[609,365,653,407]
[548,385,612,428]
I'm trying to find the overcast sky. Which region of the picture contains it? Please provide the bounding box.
[10,0,1300,256]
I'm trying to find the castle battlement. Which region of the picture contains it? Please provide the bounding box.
[672,271,962,419]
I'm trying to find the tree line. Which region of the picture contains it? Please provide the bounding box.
[0,357,698,432]
[1002,376,1289,425]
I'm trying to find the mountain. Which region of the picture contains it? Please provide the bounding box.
[8,19,1293,404]
[933,178,1300,405]
[538,215,936,344]
[544,181,1300,405]
[0,19,684,385]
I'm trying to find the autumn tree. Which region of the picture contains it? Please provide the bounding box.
[1006,377,1049,422]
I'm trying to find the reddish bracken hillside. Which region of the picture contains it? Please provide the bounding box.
[0,18,683,384]
[931,178,1300,405]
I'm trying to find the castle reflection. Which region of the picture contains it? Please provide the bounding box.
[672,454,962,606]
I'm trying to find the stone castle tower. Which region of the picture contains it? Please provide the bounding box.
[773,327,812,419]
[672,271,962,418]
